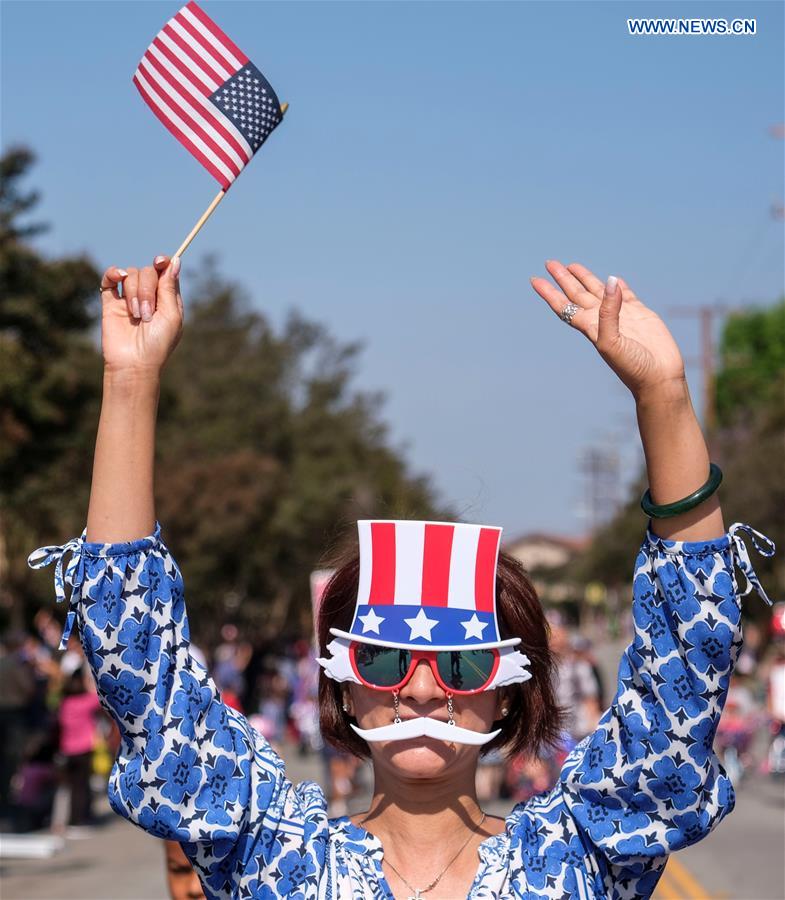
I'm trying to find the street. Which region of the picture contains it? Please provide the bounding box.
[1,744,782,900]
[652,773,784,900]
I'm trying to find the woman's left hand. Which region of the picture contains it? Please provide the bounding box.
[531,260,686,400]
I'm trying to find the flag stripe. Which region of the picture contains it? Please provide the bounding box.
[447,525,481,610]
[133,74,229,188]
[163,22,225,87]
[160,25,222,91]
[421,524,454,607]
[474,528,500,613]
[133,71,235,188]
[155,31,218,93]
[179,5,243,73]
[145,42,251,159]
[186,0,249,66]
[169,17,233,82]
[137,59,245,178]
[140,55,248,169]
[394,523,425,606]
[368,523,396,605]
[136,67,237,181]
[356,522,373,606]
[151,35,212,97]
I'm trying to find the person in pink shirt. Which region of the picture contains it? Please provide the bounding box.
[58,666,101,826]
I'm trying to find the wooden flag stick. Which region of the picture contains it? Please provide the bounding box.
[172,102,289,259]
[173,188,226,259]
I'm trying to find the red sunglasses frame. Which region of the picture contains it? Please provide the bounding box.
[349,642,500,695]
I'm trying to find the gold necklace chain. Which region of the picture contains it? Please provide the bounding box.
[382,812,487,900]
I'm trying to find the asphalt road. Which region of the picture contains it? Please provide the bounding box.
[2,749,782,899]
[652,772,784,900]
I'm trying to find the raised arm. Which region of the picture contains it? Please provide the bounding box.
[530,260,723,541]
[530,262,774,895]
[86,255,182,542]
[29,257,329,897]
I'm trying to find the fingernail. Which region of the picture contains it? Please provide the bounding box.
[154,255,166,265]
[140,301,153,322]
[606,275,618,294]
[131,297,141,319]
[118,268,129,277]
[172,256,181,277]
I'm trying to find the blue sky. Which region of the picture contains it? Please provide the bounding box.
[2,1,783,538]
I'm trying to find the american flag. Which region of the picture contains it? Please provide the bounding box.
[133,1,283,190]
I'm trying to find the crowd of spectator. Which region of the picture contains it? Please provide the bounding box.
[2,601,784,896]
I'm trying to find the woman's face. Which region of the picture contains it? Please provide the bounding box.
[346,657,506,781]
[164,840,205,900]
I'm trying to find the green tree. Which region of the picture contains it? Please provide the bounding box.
[5,153,445,639]
[1,147,101,627]
[577,300,785,607]
[711,301,784,599]
[156,261,445,638]
[716,300,785,427]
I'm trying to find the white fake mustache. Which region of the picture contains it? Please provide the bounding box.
[351,717,501,746]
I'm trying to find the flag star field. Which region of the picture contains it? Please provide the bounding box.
[210,64,282,153]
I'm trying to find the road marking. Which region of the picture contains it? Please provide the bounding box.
[654,867,683,900]
[667,857,713,899]
[654,858,714,899]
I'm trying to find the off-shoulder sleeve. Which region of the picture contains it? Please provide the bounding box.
[29,526,328,899]
[558,523,775,895]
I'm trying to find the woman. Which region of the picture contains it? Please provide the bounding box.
[30,256,774,898]
[58,663,102,828]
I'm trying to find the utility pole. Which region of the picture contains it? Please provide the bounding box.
[769,122,784,220]
[668,304,729,434]
[670,124,783,435]
[579,445,620,534]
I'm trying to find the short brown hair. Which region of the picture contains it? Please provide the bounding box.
[317,549,564,759]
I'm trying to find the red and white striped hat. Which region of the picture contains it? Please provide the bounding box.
[329,520,520,651]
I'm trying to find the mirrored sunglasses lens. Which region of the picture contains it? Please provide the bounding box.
[354,645,411,687]
[436,649,496,691]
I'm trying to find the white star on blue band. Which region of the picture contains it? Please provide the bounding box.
[403,608,439,641]
[358,608,385,635]
[460,613,488,640]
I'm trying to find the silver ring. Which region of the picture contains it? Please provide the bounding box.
[560,302,580,324]
[99,284,114,293]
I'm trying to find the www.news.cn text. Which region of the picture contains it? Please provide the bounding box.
[627,18,756,36]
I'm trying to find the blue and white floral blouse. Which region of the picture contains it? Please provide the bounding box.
[29,522,775,899]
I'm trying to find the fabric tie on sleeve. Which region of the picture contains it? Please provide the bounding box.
[28,532,87,649]
[728,523,776,606]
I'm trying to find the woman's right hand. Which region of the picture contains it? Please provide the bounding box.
[99,255,184,375]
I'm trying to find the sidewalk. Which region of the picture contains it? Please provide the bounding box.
[1,807,168,900]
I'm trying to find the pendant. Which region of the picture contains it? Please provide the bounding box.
[406,894,422,900]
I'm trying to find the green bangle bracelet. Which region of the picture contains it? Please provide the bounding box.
[640,463,723,519]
